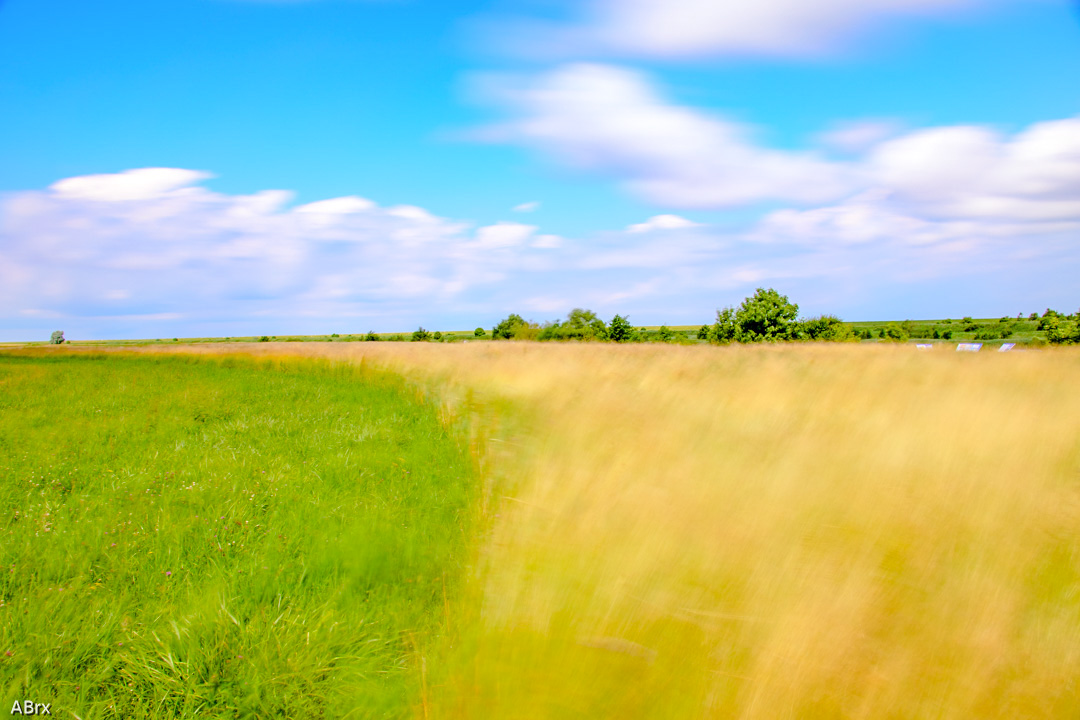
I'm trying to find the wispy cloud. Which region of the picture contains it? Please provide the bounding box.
[468,63,854,208]
[475,0,1006,61]
[468,64,1080,229]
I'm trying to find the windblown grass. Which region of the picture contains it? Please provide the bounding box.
[0,352,480,718]
[15,342,1080,718]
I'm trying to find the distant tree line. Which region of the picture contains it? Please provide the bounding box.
[111,293,1069,347]
[483,288,855,345]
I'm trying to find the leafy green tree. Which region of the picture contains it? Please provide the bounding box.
[707,307,738,344]
[411,327,431,342]
[364,330,380,342]
[566,308,599,329]
[492,314,527,340]
[608,315,634,342]
[734,288,799,342]
[697,325,710,340]
[474,327,486,338]
[433,331,443,341]
[49,331,64,345]
[1029,312,1039,320]
[657,325,675,343]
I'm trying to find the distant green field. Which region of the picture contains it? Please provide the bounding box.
[0,351,480,718]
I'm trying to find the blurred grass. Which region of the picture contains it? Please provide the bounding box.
[13,342,1080,718]
[0,352,480,718]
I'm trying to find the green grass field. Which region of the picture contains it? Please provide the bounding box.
[0,352,481,719]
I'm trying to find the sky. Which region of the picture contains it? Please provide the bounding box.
[1,0,1078,340]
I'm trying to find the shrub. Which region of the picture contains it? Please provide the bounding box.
[800,315,853,342]
[364,330,380,342]
[49,331,64,345]
[881,323,909,342]
[433,331,443,341]
[697,325,710,340]
[1045,318,1079,345]
[962,317,979,331]
[942,330,953,340]
[1037,310,1065,331]
[259,336,269,342]
[411,327,432,342]
[656,325,676,343]
[1029,312,1039,320]
[474,327,486,338]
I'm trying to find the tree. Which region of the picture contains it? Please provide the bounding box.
[433,331,443,341]
[411,327,431,342]
[364,330,380,341]
[707,307,738,344]
[49,331,65,345]
[608,314,634,342]
[657,325,675,343]
[734,288,799,342]
[474,327,486,338]
[566,308,599,329]
[492,314,527,340]
[697,325,710,340]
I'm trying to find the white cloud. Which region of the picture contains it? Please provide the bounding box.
[295,196,377,215]
[50,168,213,202]
[481,0,1003,60]
[868,118,1080,221]
[818,119,904,153]
[513,201,541,212]
[627,214,700,233]
[470,63,855,208]
[475,221,538,248]
[532,233,564,248]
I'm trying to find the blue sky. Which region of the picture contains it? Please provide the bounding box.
[1,0,1078,340]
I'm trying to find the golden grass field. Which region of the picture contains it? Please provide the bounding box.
[60,341,1080,718]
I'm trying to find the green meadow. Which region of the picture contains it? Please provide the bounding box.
[0,352,481,719]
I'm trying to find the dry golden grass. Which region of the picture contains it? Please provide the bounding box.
[66,341,1080,718]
